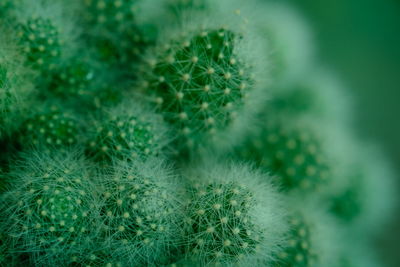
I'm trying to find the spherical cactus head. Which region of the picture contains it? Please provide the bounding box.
[17,105,80,151]
[141,25,255,156]
[0,150,99,265]
[17,16,62,72]
[95,158,183,265]
[182,161,287,265]
[237,119,331,193]
[47,59,94,98]
[86,102,169,162]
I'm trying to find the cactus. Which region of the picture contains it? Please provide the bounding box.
[17,106,80,150]
[86,103,168,162]
[95,158,182,265]
[237,119,331,193]
[0,151,99,265]
[140,23,258,155]
[181,162,286,265]
[17,16,62,73]
[268,70,352,124]
[81,0,153,69]
[47,59,94,97]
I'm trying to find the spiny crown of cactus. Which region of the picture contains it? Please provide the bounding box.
[18,106,80,150]
[86,104,168,162]
[274,214,318,267]
[47,59,94,97]
[17,16,62,72]
[238,120,331,192]
[182,163,286,265]
[0,151,98,265]
[141,25,253,153]
[96,159,181,265]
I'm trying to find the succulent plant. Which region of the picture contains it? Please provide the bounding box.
[181,162,286,266]
[17,16,62,73]
[95,158,183,265]
[140,23,260,156]
[237,119,331,193]
[86,103,168,162]
[17,106,80,150]
[0,151,99,265]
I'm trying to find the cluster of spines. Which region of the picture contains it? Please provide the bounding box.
[17,107,80,150]
[273,214,318,267]
[86,115,159,161]
[47,59,94,97]
[183,181,262,264]
[94,159,181,265]
[81,0,152,68]
[141,27,252,153]
[17,17,62,73]
[238,120,330,192]
[0,151,98,265]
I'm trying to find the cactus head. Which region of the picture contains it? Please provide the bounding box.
[0,151,98,265]
[47,59,94,97]
[17,16,62,72]
[238,119,331,192]
[274,214,318,266]
[141,25,255,155]
[86,103,168,162]
[18,106,80,150]
[96,159,182,265]
[182,162,286,265]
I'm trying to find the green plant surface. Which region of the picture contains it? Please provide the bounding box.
[181,162,287,266]
[0,151,99,266]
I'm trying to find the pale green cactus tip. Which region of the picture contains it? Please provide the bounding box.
[0,150,99,266]
[181,162,287,266]
[86,102,169,162]
[140,24,259,157]
[88,158,183,266]
[237,119,331,193]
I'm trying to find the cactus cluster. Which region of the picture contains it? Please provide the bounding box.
[0,0,395,266]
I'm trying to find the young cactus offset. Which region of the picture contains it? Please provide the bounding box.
[95,158,183,266]
[0,151,99,266]
[182,162,286,266]
[86,103,169,162]
[17,106,81,150]
[237,119,331,193]
[139,9,266,156]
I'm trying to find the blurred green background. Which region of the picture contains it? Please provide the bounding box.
[281,0,400,266]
